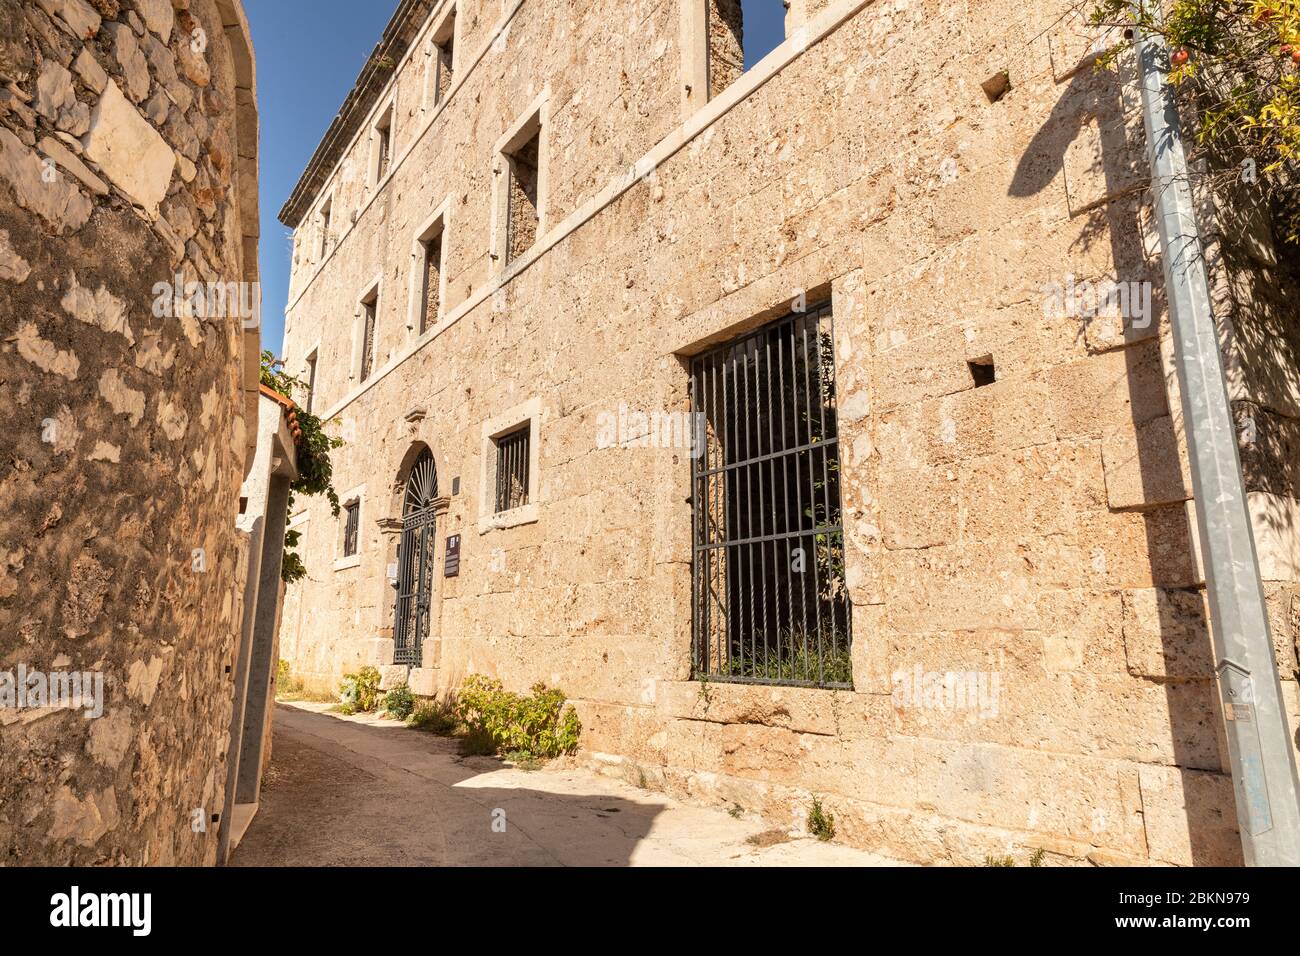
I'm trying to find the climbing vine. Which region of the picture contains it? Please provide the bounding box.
[1086,0,1300,242]
[259,351,344,582]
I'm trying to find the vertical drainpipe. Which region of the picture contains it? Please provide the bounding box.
[1132,5,1300,864]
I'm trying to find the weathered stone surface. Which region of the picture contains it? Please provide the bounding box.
[135,0,174,40]
[107,21,150,102]
[38,135,108,196]
[61,270,134,343]
[1101,414,1192,510]
[72,47,108,94]
[0,127,92,232]
[34,60,76,121]
[0,229,31,282]
[35,0,102,41]
[2,0,259,868]
[81,79,174,215]
[1121,587,1214,679]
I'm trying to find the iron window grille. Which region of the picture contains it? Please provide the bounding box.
[342,501,360,558]
[494,426,530,513]
[360,299,376,382]
[690,303,852,689]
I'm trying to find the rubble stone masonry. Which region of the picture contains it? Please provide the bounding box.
[0,0,259,864]
[278,0,1300,865]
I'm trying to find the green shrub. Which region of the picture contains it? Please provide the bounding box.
[408,698,458,734]
[384,684,416,720]
[983,855,1015,867]
[276,659,304,697]
[807,796,836,842]
[339,665,381,713]
[453,674,581,760]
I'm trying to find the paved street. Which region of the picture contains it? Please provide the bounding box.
[230,702,904,867]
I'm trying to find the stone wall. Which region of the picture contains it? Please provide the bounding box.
[0,0,258,865]
[278,0,1300,865]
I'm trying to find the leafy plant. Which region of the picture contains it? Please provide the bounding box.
[1087,0,1300,242]
[383,684,415,720]
[276,658,304,697]
[408,698,459,734]
[983,854,1016,867]
[339,665,381,713]
[725,628,854,685]
[453,674,582,760]
[807,796,836,841]
[260,351,345,582]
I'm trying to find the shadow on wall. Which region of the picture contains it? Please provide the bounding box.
[1009,51,1245,866]
[228,705,664,866]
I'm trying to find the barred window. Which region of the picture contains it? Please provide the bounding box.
[342,501,360,557]
[494,426,530,513]
[690,303,851,689]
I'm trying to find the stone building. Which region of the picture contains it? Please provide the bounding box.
[276,0,1300,865]
[0,0,260,865]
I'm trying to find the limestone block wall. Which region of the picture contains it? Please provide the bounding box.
[279,0,1300,865]
[0,0,259,865]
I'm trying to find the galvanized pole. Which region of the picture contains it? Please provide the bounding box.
[1132,6,1300,865]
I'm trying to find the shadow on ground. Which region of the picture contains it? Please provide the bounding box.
[229,703,664,866]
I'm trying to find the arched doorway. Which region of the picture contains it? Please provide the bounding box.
[394,448,438,666]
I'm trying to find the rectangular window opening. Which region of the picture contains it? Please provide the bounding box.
[419,228,444,334]
[432,10,456,106]
[708,0,745,98]
[318,199,332,260]
[690,303,853,690]
[505,127,541,264]
[360,291,378,382]
[374,107,393,183]
[342,501,360,557]
[305,349,318,413]
[494,426,531,514]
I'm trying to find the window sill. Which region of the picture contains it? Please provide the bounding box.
[333,553,362,572]
[478,502,538,534]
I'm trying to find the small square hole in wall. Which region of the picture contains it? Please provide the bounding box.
[451,476,460,496]
[981,71,1011,104]
[969,355,996,387]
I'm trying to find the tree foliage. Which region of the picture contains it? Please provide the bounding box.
[259,350,344,582]
[1089,0,1300,242]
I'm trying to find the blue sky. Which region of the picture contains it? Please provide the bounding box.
[248,1,787,356]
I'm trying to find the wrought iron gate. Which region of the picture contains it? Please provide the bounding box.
[393,449,438,666]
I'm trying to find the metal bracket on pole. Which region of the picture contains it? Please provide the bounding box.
[1132,6,1300,864]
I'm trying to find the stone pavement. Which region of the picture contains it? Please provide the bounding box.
[230,702,907,867]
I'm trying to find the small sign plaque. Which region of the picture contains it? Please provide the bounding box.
[444,535,461,577]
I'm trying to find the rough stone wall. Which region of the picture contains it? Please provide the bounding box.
[707,0,743,97]
[279,0,1300,866]
[506,132,538,263]
[0,0,258,865]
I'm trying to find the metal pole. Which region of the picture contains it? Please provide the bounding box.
[1132,5,1300,865]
